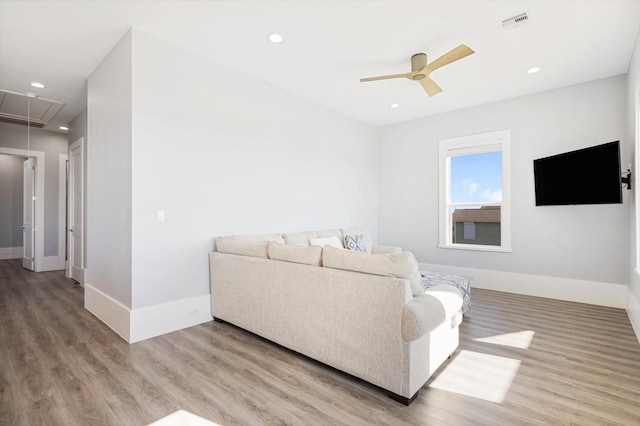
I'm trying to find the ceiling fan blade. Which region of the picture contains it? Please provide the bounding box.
[360,72,410,82]
[426,44,475,72]
[419,77,443,97]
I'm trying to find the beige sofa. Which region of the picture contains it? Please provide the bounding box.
[209,228,463,405]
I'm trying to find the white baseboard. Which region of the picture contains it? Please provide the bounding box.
[84,283,132,342]
[419,263,627,309]
[129,295,212,343]
[42,255,65,271]
[84,284,212,344]
[0,246,22,260]
[627,281,640,344]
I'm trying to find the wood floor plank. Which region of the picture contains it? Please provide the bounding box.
[1,258,640,425]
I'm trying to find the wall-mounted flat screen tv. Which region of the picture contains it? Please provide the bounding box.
[533,141,622,206]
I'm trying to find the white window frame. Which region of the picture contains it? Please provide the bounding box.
[439,129,512,252]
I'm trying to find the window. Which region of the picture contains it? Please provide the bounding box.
[439,130,511,252]
[463,223,476,240]
[636,87,640,272]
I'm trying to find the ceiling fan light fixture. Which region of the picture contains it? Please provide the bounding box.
[267,33,283,43]
[527,66,541,74]
[30,82,45,88]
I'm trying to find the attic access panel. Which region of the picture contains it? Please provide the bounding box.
[0,90,64,127]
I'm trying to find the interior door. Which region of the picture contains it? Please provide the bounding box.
[22,158,35,271]
[68,139,84,283]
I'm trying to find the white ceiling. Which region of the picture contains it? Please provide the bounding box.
[1,0,639,132]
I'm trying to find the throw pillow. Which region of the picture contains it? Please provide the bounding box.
[344,234,368,253]
[309,236,343,249]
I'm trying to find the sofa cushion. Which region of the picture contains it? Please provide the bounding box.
[216,239,269,258]
[342,227,373,253]
[268,242,323,266]
[322,246,423,296]
[344,234,368,253]
[216,233,284,258]
[371,245,403,255]
[316,229,343,240]
[283,231,318,246]
[217,233,285,244]
[310,236,344,249]
[283,229,345,247]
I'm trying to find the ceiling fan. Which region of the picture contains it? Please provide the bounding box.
[359,45,475,97]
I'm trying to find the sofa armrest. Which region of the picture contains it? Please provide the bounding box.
[401,286,463,341]
[402,294,447,341]
[371,244,402,254]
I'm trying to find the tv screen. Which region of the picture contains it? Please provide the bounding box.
[534,141,622,206]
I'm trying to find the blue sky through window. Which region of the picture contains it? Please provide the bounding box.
[451,151,502,203]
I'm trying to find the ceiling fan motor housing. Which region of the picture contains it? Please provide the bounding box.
[411,53,428,80]
[411,53,427,71]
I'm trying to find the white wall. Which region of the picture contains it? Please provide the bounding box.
[378,76,629,301]
[626,28,640,339]
[130,29,377,309]
[85,29,377,341]
[69,108,87,147]
[86,30,133,310]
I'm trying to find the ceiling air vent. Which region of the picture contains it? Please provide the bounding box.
[0,89,63,129]
[500,12,529,30]
[0,115,46,128]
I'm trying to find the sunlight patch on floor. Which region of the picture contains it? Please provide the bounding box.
[148,410,221,426]
[429,350,521,403]
[473,330,535,349]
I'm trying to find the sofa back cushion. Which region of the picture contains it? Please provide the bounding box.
[268,242,323,266]
[322,246,424,297]
[283,229,344,247]
[309,236,343,249]
[216,239,269,258]
[215,233,284,258]
[283,230,318,246]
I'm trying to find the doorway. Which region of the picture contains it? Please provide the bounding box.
[0,147,45,271]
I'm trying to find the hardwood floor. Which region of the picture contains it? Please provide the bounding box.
[1,258,639,425]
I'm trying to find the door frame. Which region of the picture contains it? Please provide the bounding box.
[22,157,35,270]
[67,137,85,284]
[56,154,68,270]
[0,147,45,271]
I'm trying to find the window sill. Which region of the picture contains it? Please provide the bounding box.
[438,243,512,253]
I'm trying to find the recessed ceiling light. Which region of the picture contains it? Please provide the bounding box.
[267,33,283,43]
[527,66,541,74]
[390,103,400,108]
[30,82,45,88]
[59,126,69,131]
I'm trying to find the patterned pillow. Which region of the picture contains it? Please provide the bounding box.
[344,234,368,253]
